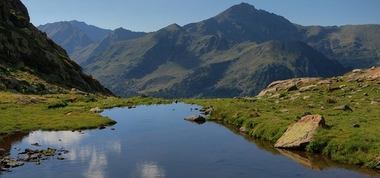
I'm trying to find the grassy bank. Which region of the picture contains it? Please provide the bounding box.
[185,74,380,169]
[1,69,379,170]
[0,92,171,140]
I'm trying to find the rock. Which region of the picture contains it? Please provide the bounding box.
[327,87,340,93]
[57,156,65,160]
[317,80,331,85]
[280,109,289,113]
[200,106,214,115]
[31,143,40,146]
[184,115,206,122]
[299,85,317,92]
[251,111,260,117]
[7,160,24,167]
[7,77,19,89]
[333,105,353,111]
[239,127,247,133]
[90,107,104,113]
[286,84,298,92]
[71,88,87,95]
[302,111,312,116]
[375,161,380,170]
[1,167,10,172]
[352,124,360,128]
[275,115,325,149]
[98,125,106,130]
[339,85,347,88]
[371,101,379,105]
[269,94,283,98]
[352,69,363,73]
[257,78,319,97]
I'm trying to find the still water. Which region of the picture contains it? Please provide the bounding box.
[1,103,379,178]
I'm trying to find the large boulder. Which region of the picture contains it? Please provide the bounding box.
[257,78,320,97]
[275,115,325,149]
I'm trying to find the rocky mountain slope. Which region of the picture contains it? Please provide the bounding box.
[39,3,380,98]
[72,27,147,65]
[38,21,146,58]
[37,21,112,56]
[298,24,380,68]
[76,3,348,98]
[0,0,113,95]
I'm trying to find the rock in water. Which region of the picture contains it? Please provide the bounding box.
[184,115,206,122]
[275,115,325,149]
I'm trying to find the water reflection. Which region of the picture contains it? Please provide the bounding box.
[0,132,29,152]
[136,161,166,178]
[84,149,107,178]
[184,120,206,125]
[213,121,380,177]
[26,131,88,146]
[1,103,379,177]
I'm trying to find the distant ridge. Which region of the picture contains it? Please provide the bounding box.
[39,3,380,98]
[72,27,147,65]
[68,20,112,42]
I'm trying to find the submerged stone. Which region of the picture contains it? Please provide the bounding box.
[184,115,206,122]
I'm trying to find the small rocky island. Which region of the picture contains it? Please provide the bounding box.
[0,144,68,173]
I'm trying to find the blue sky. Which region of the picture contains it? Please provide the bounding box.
[22,0,380,32]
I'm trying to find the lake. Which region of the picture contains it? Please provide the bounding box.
[0,103,379,178]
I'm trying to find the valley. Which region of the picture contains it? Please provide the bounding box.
[1,0,380,176]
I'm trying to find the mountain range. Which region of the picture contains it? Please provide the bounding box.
[38,3,380,98]
[0,0,113,95]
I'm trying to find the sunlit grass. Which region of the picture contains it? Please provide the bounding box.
[184,75,380,168]
[1,72,380,169]
[0,92,171,139]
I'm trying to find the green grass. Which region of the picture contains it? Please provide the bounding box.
[1,70,379,169]
[184,74,380,169]
[0,92,171,140]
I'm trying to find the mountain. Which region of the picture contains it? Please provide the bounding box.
[0,0,113,95]
[155,40,345,98]
[40,3,380,98]
[82,20,347,98]
[72,27,147,65]
[68,20,112,42]
[37,21,112,56]
[37,21,93,55]
[184,2,300,43]
[298,25,380,68]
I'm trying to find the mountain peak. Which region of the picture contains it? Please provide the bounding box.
[188,2,300,43]
[214,2,266,22]
[166,23,184,30]
[231,2,256,11]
